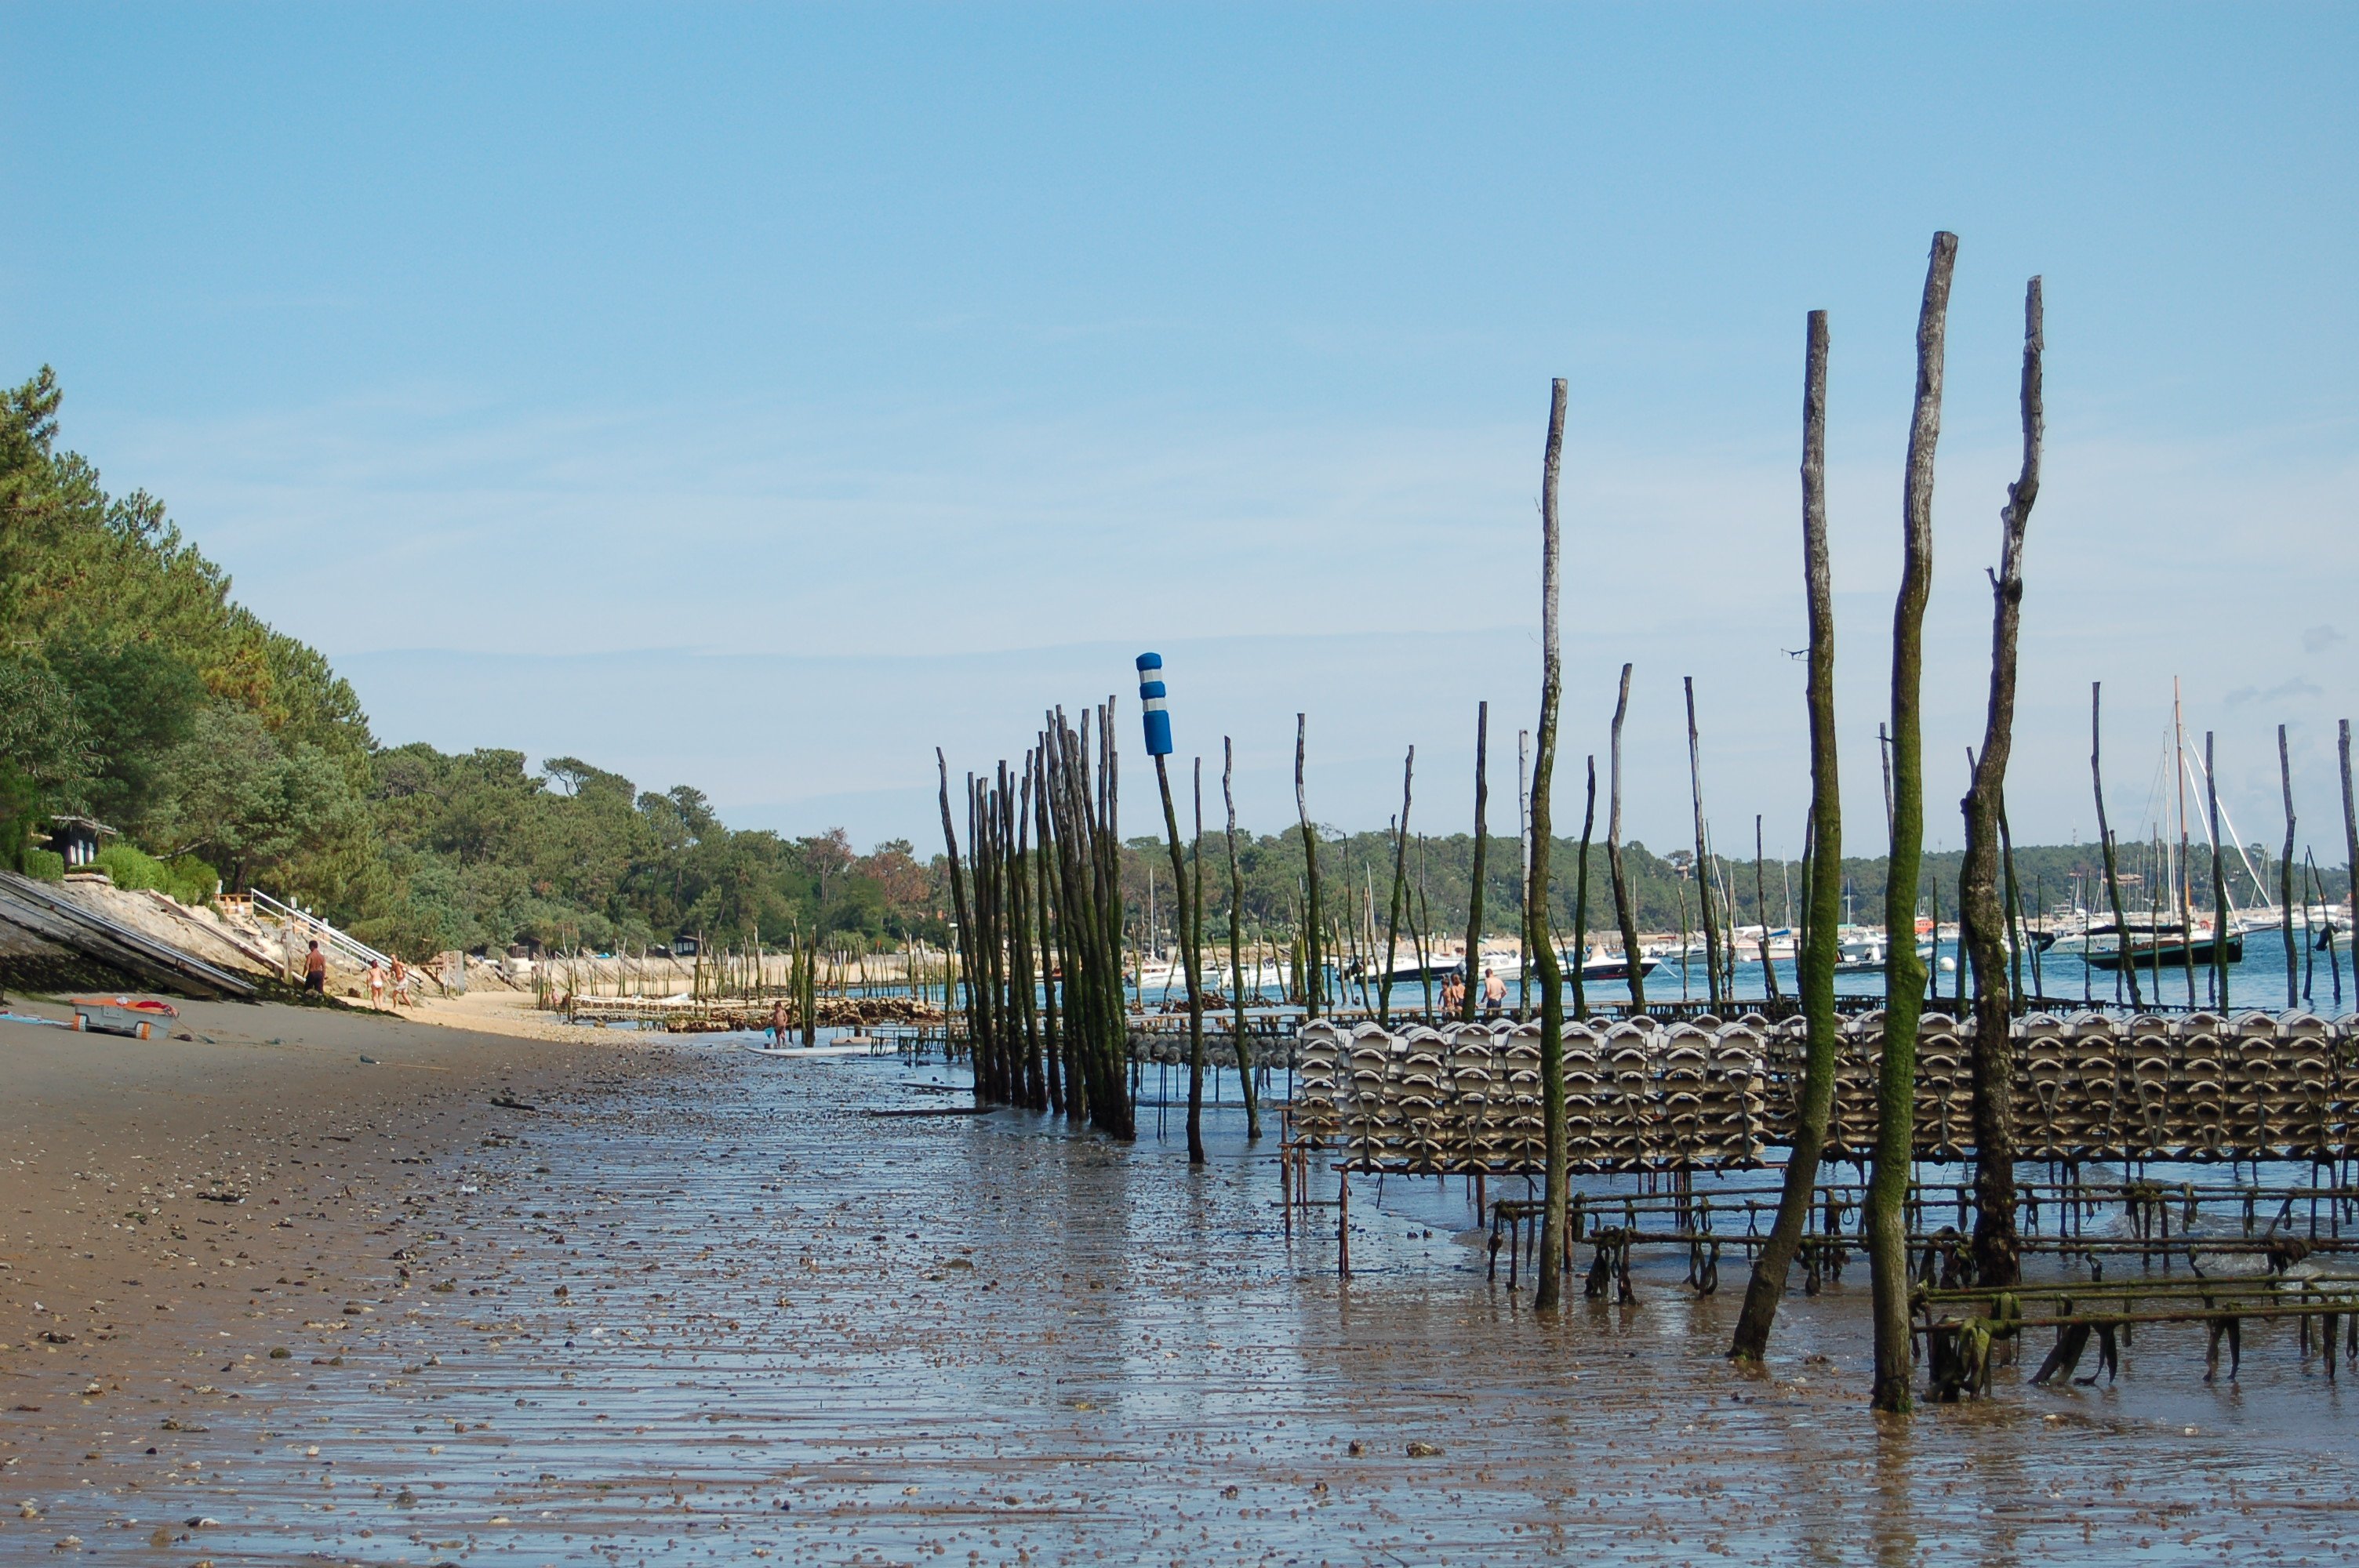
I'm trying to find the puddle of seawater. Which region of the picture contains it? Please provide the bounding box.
[39,1047,2359,1566]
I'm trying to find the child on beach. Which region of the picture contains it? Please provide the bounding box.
[303,940,327,995]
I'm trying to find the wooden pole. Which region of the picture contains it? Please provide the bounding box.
[1379,748,1414,1026]
[1732,305,1840,1363]
[1190,758,1209,1152]
[1880,723,1895,844]
[1055,710,1106,1126]
[1012,759,1045,1109]
[1999,794,2026,1007]
[801,922,816,1044]
[1685,675,1723,1008]
[1960,273,2041,1290]
[1518,728,1532,1018]
[1463,702,1490,1022]
[936,750,980,1100]
[1034,741,1065,1116]
[2340,720,2357,1007]
[1096,704,1136,1137]
[1101,702,1135,1135]
[1153,750,1206,1163]
[1530,377,1572,1310]
[1221,737,1259,1138]
[1607,662,1647,1011]
[1572,757,1596,1019]
[1869,230,1955,1415]
[1677,880,1692,1003]
[2210,730,2230,1012]
[976,770,1007,1101]
[1295,715,1324,1018]
[1755,815,1782,1004]
[2176,683,2199,1008]
[2281,724,2299,1009]
[1046,711,1100,1127]
[1414,838,1436,1018]
[2303,850,2324,1005]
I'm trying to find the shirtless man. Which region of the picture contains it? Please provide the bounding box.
[303,940,327,996]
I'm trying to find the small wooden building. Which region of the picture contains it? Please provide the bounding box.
[44,815,117,869]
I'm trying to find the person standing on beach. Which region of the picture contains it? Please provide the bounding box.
[303,940,327,996]
[770,997,789,1044]
[367,959,385,1010]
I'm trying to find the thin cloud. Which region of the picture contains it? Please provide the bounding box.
[2224,677,2324,708]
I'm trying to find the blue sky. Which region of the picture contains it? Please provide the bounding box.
[5,5,2354,860]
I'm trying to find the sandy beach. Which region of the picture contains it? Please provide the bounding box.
[0,993,660,1548]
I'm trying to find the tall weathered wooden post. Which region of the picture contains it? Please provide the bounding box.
[1869,230,1956,1415]
[1731,306,1841,1363]
[1960,274,2043,1290]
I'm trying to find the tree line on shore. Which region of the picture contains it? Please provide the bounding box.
[0,368,931,956]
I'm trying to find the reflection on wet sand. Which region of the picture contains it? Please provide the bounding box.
[17,1042,2359,1565]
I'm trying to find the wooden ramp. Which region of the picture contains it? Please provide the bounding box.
[0,871,257,1001]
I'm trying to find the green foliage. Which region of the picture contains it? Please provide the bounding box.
[0,761,42,872]
[22,847,64,881]
[144,706,361,878]
[88,843,220,904]
[0,366,375,899]
[0,654,95,805]
[0,362,373,815]
[357,744,945,954]
[92,842,170,890]
[38,640,207,830]
[163,853,220,905]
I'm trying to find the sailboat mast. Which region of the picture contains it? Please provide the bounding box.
[2174,678,2193,924]
[2174,677,2197,1004]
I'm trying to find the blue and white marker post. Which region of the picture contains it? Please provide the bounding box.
[1138,652,1209,1163]
[1136,652,1173,757]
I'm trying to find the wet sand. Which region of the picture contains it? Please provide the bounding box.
[4,1010,2357,1565]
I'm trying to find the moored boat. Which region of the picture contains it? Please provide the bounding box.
[2082,920,2245,971]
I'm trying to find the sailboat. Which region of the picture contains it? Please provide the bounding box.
[2072,677,2255,974]
[2081,916,2244,971]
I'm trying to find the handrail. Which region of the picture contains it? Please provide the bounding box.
[248,888,445,995]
